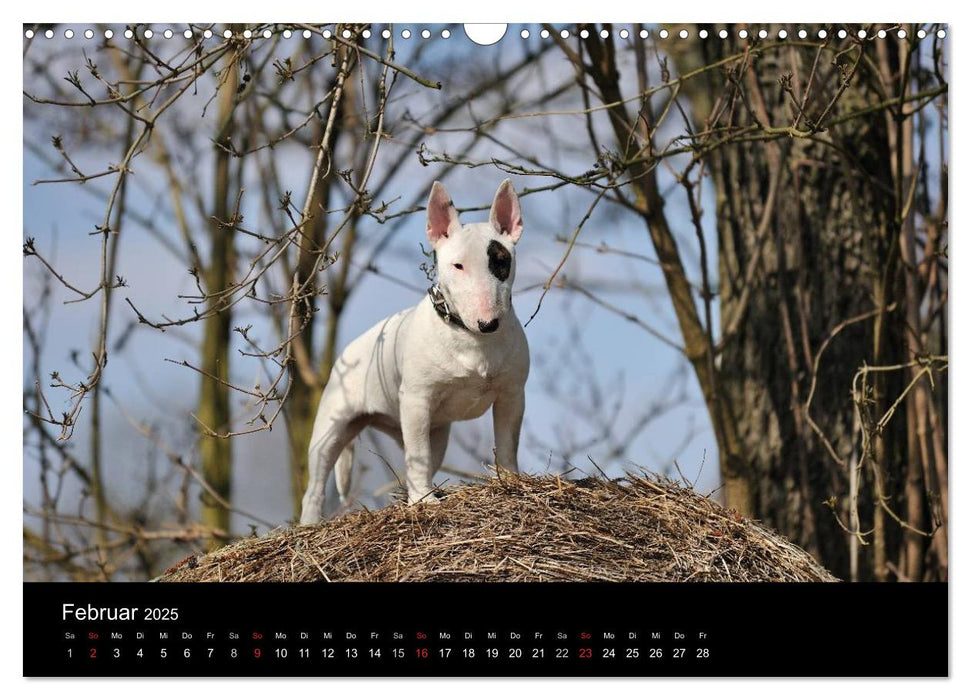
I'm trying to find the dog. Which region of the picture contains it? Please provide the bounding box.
[299,179,529,524]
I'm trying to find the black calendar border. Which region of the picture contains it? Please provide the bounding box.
[23,581,948,678]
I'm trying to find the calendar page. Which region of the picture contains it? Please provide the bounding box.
[21,21,948,678]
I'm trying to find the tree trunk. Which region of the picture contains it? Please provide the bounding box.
[575,28,756,518]
[564,24,946,580]
[199,48,239,548]
[686,25,938,580]
[283,49,356,518]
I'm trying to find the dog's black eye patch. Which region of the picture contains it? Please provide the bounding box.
[487,240,512,282]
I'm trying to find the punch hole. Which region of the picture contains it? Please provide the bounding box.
[897,29,906,39]
[699,29,708,39]
[382,29,391,39]
[937,29,946,38]
[680,30,689,39]
[738,29,748,39]
[105,29,114,39]
[877,30,887,39]
[778,29,788,39]
[560,29,569,39]
[540,29,550,39]
[580,29,589,39]
[858,29,867,39]
[64,29,74,39]
[465,24,507,46]
[283,29,292,39]
[363,29,372,39]
[620,28,630,39]
[342,29,351,38]
[422,29,431,39]
[838,29,847,39]
[323,29,332,39]
[520,29,529,39]
[44,29,53,38]
[441,29,450,38]
[659,29,669,39]
[243,29,252,39]
[264,29,272,38]
[601,29,609,39]
[639,29,648,38]
[798,29,808,39]
[144,29,154,39]
[302,29,311,39]
[25,29,34,38]
[401,29,411,39]
[124,29,133,39]
[917,29,927,38]
[204,29,213,39]
[718,29,728,39]
[818,29,826,38]
[164,29,173,39]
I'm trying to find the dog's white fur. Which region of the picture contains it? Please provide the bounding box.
[299,180,529,524]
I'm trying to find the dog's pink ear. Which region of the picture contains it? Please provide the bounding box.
[426,181,461,247]
[489,179,523,243]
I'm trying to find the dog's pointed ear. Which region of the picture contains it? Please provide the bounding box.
[426,181,461,247]
[489,179,523,243]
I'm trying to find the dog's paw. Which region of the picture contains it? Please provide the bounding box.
[408,489,444,506]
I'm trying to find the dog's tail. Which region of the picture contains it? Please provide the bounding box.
[334,446,354,506]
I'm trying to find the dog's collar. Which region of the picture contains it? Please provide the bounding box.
[428,284,471,332]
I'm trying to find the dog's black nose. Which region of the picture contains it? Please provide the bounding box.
[478,318,499,333]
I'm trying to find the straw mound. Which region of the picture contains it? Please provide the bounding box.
[157,472,837,582]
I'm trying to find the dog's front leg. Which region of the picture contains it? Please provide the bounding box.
[400,394,440,504]
[493,388,525,473]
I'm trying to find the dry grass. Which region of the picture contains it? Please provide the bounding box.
[157,471,837,583]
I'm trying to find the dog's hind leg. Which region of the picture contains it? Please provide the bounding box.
[300,416,365,525]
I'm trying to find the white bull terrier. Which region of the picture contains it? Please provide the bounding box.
[299,179,529,524]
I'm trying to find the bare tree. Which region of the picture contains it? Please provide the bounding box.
[24,23,449,571]
[537,23,948,580]
[23,23,563,578]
